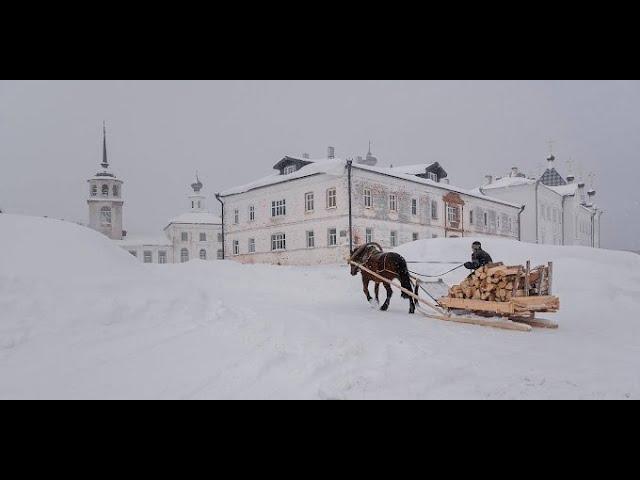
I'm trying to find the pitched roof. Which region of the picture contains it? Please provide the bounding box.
[540,168,567,187]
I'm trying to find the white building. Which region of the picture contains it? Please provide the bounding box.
[475,155,603,247]
[86,125,222,263]
[218,147,524,266]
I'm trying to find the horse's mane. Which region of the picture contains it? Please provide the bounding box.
[350,242,383,261]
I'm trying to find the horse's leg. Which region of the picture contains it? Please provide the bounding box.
[374,282,380,306]
[380,282,393,311]
[362,276,373,304]
[408,294,415,314]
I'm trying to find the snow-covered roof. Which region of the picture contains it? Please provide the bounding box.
[387,163,437,175]
[115,235,171,248]
[480,176,536,190]
[166,212,222,226]
[548,183,579,197]
[220,157,521,208]
[219,158,347,196]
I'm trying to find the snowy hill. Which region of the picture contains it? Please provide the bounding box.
[1,214,640,399]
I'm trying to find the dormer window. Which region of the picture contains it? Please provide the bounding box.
[284,165,297,175]
[428,172,438,182]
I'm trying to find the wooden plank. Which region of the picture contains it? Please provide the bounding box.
[416,306,532,332]
[510,314,559,329]
[548,262,553,296]
[438,296,515,315]
[524,260,530,296]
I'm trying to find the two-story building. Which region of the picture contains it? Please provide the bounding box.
[217,147,523,266]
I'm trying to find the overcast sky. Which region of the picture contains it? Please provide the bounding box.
[1,80,638,250]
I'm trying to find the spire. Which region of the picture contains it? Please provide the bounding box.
[368,140,372,155]
[101,121,109,169]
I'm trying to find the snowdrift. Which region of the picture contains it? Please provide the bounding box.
[1,214,640,399]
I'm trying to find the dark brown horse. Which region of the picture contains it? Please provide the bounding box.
[350,243,415,314]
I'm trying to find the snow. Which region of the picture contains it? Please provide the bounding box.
[166,212,222,225]
[115,234,172,247]
[1,213,640,399]
[480,176,536,190]
[548,184,579,197]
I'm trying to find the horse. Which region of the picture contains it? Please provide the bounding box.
[349,242,415,314]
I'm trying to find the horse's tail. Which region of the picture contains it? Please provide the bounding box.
[397,256,413,299]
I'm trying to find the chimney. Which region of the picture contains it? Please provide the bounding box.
[566,174,575,183]
[327,146,335,159]
[547,154,555,167]
[511,167,519,177]
[578,182,586,205]
[588,189,596,198]
[302,153,310,159]
[443,178,450,184]
[485,175,493,185]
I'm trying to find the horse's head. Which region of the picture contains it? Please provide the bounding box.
[349,242,383,276]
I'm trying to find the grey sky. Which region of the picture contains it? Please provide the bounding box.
[1,80,638,250]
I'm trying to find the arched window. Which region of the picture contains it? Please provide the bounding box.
[100,206,112,226]
[199,249,207,260]
[113,184,119,197]
[90,184,97,196]
[102,184,109,196]
[181,248,189,263]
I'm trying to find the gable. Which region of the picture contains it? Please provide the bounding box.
[273,156,314,175]
[540,168,567,187]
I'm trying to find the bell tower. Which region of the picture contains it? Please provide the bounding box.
[189,173,206,212]
[87,122,124,240]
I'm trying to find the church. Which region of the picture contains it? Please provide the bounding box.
[475,154,603,247]
[86,125,222,263]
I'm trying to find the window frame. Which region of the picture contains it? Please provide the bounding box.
[328,228,337,247]
[100,206,112,227]
[427,172,438,182]
[390,231,398,247]
[180,248,189,263]
[364,188,372,208]
[200,249,207,260]
[233,240,240,256]
[248,238,256,254]
[326,188,337,209]
[271,199,286,217]
[431,200,438,220]
[411,198,418,216]
[181,232,188,242]
[234,209,239,225]
[158,251,167,264]
[271,233,286,251]
[305,192,315,213]
[306,230,315,248]
[389,194,397,213]
[365,228,373,244]
[249,205,255,222]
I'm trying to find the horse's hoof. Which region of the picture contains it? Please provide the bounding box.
[380,305,389,311]
[368,299,377,308]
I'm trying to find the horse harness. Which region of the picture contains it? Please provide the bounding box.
[361,249,397,277]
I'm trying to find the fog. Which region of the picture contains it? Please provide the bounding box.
[1,80,638,250]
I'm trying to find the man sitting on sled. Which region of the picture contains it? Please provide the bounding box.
[464,241,493,271]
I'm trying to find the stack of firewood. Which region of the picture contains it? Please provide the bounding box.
[448,262,552,302]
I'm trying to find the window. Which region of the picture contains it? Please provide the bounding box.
[200,232,206,242]
[284,165,296,175]
[507,217,513,233]
[306,231,315,248]
[197,201,201,209]
[432,234,438,239]
[328,228,337,246]
[431,200,438,219]
[412,232,419,242]
[447,205,459,223]
[470,210,474,224]
[100,206,112,226]
[390,231,398,247]
[249,205,255,221]
[497,216,501,229]
[233,240,239,256]
[484,212,488,226]
[411,198,418,216]
[180,248,189,263]
[271,199,286,217]
[327,188,337,209]
[389,194,397,212]
[101,184,109,196]
[217,249,224,260]
[428,172,438,182]
[234,209,239,225]
[366,228,373,244]
[200,249,207,260]
[113,185,119,197]
[129,250,137,257]
[271,233,286,251]
[364,188,372,208]
[181,232,188,242]
[144,251,152,263]
[158,251,167,264]
[217,233,223,243]
[248,238,255,253]
[90,184,97,196]
[305,192,314,212]
[192,201,195,209]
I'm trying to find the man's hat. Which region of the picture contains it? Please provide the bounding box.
[472,241,482,247]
